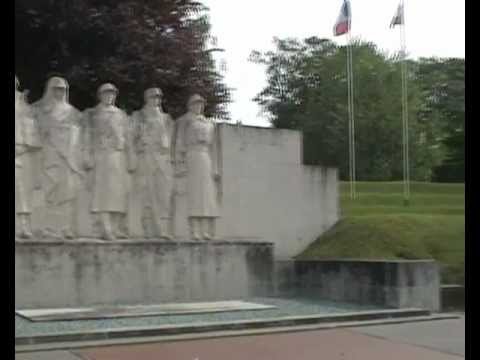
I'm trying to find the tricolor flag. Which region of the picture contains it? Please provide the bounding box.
[334,0,351,36]
[390,2,404,28]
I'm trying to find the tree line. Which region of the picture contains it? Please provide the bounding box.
[15,0,231,119]
[16,2,464,182]
[250,37,465,183]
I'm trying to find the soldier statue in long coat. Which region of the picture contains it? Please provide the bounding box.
[15,76,42,238]
[83,83,134,240]
[130,88,174,239]
[175,94,221,240]
[32,77,83,239]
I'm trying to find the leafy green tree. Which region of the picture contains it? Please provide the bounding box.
[251,37,431,181]
[416,58,465,182]
[15,0,230,118]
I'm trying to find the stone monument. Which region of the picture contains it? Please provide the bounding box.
[15,76,42,239]
[129,88,174,239]
[175,94,221,240]
[15,73,340,309]
[83,83,134,240]
[31,77,84,239]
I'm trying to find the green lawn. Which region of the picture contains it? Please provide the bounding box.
[298,182,465,284]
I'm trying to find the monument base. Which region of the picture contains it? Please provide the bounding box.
[15,239,274,309]
[274,260,441,312]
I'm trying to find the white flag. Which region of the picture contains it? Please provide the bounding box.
[390,3,404,28]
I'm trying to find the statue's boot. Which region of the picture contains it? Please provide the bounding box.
[113,214,129,239]
[160,233,173,241]
[158,219,173,240]
[114,231,129,239]
[104,232,116,241]
[63,228,76,240]
[192,232,201,241]
[101,214,116,241]
[203,219,216,241]
[20,229,33,239]
[189,218,202,241]
[19,216,33,239]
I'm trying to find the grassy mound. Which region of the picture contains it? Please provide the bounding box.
[299,182,465,284]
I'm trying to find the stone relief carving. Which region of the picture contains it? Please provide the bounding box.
[31,77,84,239]
[15,76,42,238]
[130,88,174,240]
[14,76,222,241]
[175,94,221,240]
[83,83,134,241]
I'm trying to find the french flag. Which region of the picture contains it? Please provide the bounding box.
[334,0,351,36]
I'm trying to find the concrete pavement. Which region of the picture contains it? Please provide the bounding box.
[350,314,465,356]
[16,316,465,360]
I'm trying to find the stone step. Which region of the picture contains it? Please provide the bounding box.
[16,308,431,347]
[441,285,465,311]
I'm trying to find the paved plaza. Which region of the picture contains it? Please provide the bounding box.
[16,315,465,360]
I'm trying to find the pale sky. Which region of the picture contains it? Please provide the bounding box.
[202,0,465,127]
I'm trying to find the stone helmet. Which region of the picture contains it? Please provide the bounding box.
[47,77,69,90]
[144,87,163,100]
[97,83,118,95]
[43,76,70,104]
[187,94,206,108]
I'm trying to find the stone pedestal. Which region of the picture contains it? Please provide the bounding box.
[274,260,441,312]
[15,239,274,309]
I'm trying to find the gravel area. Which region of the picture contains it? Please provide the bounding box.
[16,297,385,338]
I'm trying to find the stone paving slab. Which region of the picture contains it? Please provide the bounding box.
[73,328,464,360]
[15,308,430,346]
[15,350,83,360]
[350,314,465,356]
[17,301,276,322]
[15,314,459,353]
[15,297,385,338]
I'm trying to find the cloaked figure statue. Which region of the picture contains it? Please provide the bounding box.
[15,76,42,238]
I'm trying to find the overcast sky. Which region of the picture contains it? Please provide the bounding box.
[202,0,465,127]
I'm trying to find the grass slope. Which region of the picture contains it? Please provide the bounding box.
[298,182,465,284]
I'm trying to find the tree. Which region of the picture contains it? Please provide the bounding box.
[416,58,465,182]
[251,37,430,181]
[15,0,230,118]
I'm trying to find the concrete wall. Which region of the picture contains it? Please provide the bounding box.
[174,124,340,259]
[15,241,274,309]
[16,244,440,311]
[275,260,441,312]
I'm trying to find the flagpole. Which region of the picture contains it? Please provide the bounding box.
[346,32,353,200]
[400,0,410,205]
[336,0,356,200]
[345,8,356,201]
[348,32,357,200]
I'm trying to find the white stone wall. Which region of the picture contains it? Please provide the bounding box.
[26,123,340,260]
[174,124,340,259]
[15,241,274,309]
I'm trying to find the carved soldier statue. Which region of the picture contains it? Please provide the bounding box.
[131,88,174,239]
[176,94,221,240]
[32,77,83,239]
[15,76,42,238]
[83,83,134,241]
